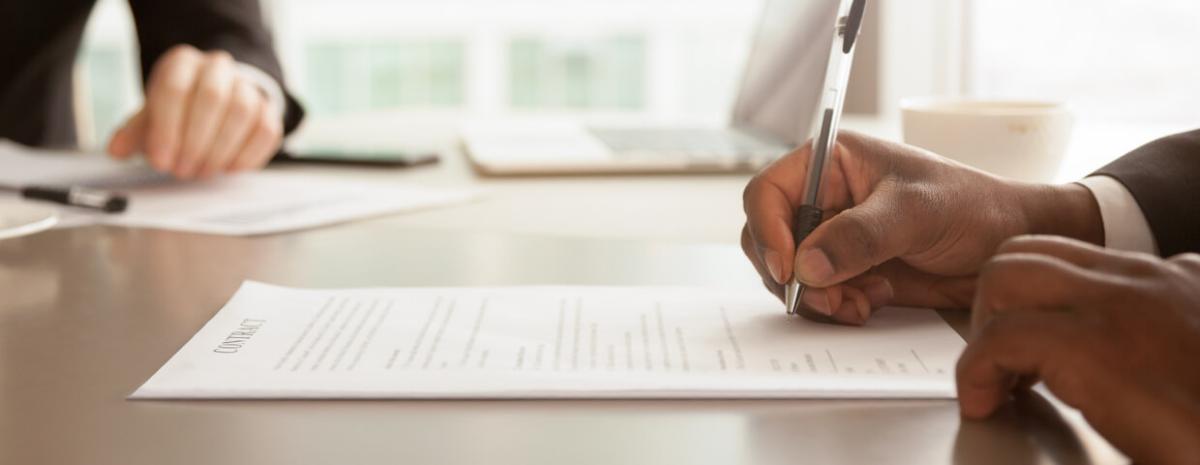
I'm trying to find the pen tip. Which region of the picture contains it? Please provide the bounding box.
[785,285,797,315]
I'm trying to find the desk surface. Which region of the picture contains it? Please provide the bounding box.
[1,144,1125,464]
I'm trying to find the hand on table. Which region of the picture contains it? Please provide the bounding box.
[957,235,1200,464]
[107,44,283,179]
[741,131,1103,325]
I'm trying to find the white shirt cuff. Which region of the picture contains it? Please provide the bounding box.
[236,62,287,122]
[1076,176,1159,255]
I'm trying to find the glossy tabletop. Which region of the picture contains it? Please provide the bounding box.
[0,131,1128,464]
[1,221,1124,465]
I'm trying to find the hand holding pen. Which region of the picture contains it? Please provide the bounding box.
[785,0,867,320]
[741,126,1104,324]
[742,0,1096,325]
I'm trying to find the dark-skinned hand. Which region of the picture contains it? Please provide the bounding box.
[741,131,1102,324]
[958,235,1200,464]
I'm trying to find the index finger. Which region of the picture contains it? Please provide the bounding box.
[960,311,1200,465]
[742,139,855,283]
[144,46,204,172]
[956,312,1100,418]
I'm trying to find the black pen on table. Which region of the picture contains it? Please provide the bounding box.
[785,0,867,318]
[0,183,128,213]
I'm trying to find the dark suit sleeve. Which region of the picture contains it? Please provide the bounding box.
[1093,129,1200,257]
[126,0,304,134]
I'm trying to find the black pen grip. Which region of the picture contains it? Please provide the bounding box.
[21,186,71,205]
[789,204,838,324]
[793,204,824,246]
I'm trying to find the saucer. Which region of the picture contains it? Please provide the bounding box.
[0,201,58,241]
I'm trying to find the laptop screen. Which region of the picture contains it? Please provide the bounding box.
[731,0,840,146]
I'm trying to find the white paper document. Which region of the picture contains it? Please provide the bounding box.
[0,141,476,235]
[97,173,476,235]
[133,282,967,399]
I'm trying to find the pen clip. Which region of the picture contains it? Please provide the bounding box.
[841,0,867,53]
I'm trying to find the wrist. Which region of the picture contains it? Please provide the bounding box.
[1014,181,1104,246]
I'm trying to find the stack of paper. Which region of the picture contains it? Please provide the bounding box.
[92,173,476,235]
[0,141,476,235]
[133,282,967,399]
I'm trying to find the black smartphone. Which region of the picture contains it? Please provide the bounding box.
[273,148,440,168]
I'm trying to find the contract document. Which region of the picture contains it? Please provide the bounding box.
[132,282,967,399]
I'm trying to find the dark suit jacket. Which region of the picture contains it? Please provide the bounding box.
[0,0,304,149]
[1096,129,1200,257]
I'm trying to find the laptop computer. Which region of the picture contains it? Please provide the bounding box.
[462,0,840,175]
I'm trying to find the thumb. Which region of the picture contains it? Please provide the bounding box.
[107,108,147,160]
[793,186,913,287]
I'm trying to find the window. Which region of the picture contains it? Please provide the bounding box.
[303,40,467,115]
[509,35,646,110]
[967,0,1200,124]
[75,0,762,148]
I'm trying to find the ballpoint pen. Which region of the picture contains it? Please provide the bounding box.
[786,0,867,318]
[0,183,129,213]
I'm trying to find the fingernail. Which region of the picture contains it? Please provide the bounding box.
[795,248,834,285]
[763,250,785,284]
[801,290,833,315]
[863,279,894,307]
[855,295,871,321]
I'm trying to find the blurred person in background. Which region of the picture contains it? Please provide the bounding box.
[0,0,305,179]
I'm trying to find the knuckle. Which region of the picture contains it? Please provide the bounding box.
[231,87,261,118]
[260,115,283,139]
[159,47,200,71]
[996,235,1038,255]
[167,44,199,59]
[228,98,255,122]
[1168,253,1200,274]
[833,130,860,146]
[1123,253,1165,276]
[207,50,234,64]
[832,131,865,158]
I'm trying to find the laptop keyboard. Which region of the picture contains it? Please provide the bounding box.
[588,128,789,165]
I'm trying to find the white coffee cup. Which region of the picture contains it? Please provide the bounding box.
[900,98,1074,183]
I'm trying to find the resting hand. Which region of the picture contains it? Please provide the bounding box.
[107,44,283,179]
[741,131,1101,324]
[957,235,1200,464]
